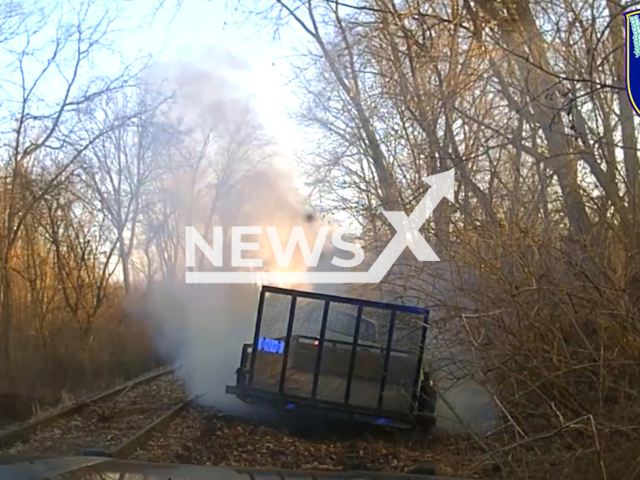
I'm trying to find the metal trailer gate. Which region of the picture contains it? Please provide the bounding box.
[226,286,430,427]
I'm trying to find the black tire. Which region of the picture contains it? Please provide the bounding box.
[415,414,436,434]
[417,379,437,416]
[415,374,437,434]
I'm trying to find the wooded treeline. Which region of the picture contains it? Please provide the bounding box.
[0,1,273,399]
[241,1,640,479]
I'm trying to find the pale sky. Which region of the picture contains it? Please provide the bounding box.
[0,0,314,196]
[128,0,305,155]
[0,0,306,164]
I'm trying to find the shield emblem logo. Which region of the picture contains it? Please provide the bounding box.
[625,9,640,117]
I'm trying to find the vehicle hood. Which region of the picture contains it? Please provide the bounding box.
[0,455,467,480]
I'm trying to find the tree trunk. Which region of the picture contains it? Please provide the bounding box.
[118,230,131,293]
[1,252,13,376]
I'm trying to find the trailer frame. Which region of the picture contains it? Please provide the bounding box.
[225,285,433,429]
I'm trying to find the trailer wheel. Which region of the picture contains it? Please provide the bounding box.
[415,415,436,435]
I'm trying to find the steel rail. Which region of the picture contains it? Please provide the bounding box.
[0,365,176,449]
[110,394,198,459]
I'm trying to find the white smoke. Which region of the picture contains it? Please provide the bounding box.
[128,50,336,414]
[137,282,260,414]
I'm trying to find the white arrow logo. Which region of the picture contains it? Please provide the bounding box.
[366,168,455,282]
[186,168,455,284]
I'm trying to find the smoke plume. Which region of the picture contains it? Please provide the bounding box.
[130,51,334,415]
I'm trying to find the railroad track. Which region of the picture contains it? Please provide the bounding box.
[0,366,196,459]
[0,370,488,478]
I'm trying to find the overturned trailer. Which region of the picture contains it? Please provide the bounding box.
[226,286,437,430]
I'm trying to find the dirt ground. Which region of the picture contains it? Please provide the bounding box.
[132,406,495,478]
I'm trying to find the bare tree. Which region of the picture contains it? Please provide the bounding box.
[39,180,120,335]
[80,87,167,293]
[0,0,153,372]
[137,62,273,281]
